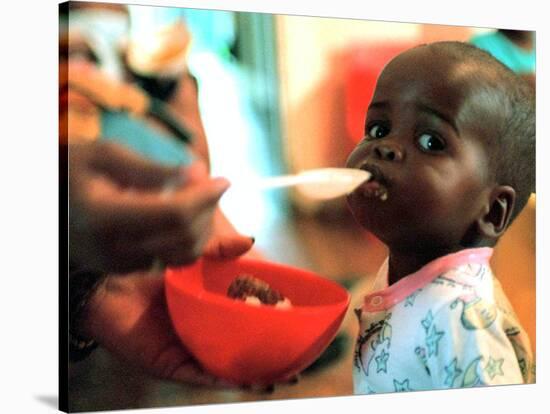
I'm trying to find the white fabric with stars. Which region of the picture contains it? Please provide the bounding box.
[353,252,535,394]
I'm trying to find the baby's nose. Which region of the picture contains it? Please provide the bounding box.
[373,142,404,162]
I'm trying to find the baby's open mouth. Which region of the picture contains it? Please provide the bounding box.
[359,164,389,201]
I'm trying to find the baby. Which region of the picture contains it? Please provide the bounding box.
[345,41,535,394]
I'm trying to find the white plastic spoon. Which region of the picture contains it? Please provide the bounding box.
[233,168,371,200]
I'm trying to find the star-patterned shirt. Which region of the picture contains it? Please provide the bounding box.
[353,248,535,394]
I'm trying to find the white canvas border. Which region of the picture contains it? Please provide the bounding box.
[2,0,545,412]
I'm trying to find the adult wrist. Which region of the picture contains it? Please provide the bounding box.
[69,265,106,362]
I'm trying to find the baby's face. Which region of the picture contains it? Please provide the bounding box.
[346,46,497,253]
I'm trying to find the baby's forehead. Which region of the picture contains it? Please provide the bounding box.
[381,46,479,85]
[380,46,503,106]
[375,46,506,143]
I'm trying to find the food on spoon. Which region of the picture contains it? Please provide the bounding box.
[227,275,292,309]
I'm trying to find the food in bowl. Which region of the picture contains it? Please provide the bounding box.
[227,274,292,309]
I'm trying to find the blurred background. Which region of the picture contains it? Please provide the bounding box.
[62,2,535,411]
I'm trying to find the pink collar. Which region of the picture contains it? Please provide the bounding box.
[362,247,493,312]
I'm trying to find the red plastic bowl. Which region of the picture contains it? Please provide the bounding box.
[165,257,350,385]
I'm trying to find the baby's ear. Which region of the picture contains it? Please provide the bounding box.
[477,185,516,240]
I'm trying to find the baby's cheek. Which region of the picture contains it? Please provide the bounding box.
[420,178,478,227]
[393,178,454,224]
[345,143,368,168]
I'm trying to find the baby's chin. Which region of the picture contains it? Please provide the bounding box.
[346,195,376,229]
[346,190,399,240]
[346,182,390,217]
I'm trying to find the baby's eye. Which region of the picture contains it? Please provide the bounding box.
[417,132,446,152]
[367,123,390,139]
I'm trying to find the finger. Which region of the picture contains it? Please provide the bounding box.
[105,188,222,269]
[181,160,209,185]
[157,161,210,198]
[91,176,229,238]
[85,177,229,272]
[170,361,221,387]
[142,221,213,268]
[203,235,255,260]
[172,367,239,390]
[240,383,275,393]
[89,141,184,189]
[287,374,300,384]
[97,220,207,274]
[140,193,231,267]
[152,343,221,387]
[132,177,228,243]
[172,176,230,213]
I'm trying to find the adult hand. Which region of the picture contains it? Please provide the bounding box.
[202,208,258,260]
[69,141,229,274]
[79,227,256,386]
[81,270,226,386]
[82,269,298,389]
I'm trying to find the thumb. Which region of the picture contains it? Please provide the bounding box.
[175,177,231,213]
[203,235,255,260]
[90,141,182,189]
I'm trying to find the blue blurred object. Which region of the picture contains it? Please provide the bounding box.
[100,111,193,167]
[182,9,236,59]
[470,31,535,75]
